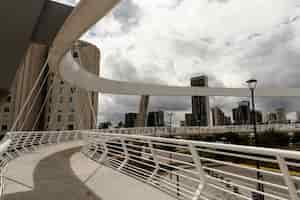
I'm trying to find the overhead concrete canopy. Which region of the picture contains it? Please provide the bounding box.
[0,0,73,100]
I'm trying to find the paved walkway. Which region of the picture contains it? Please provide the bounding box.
[3,142,175,200]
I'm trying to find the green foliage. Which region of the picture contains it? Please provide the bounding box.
[258,129,289,148]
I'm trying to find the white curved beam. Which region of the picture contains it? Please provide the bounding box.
[49,0,300,97]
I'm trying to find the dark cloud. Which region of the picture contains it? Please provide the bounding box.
[236,24,300,113]
[112,0,141,33]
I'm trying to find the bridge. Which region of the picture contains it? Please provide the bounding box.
[0,130,299,200]
[1,0,300,199]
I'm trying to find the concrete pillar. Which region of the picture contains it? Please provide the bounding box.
[135,95,149,127]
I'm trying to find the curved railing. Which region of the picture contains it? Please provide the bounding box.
[0,130,83,199]
[82,131,300,200]
[0,138,11,197]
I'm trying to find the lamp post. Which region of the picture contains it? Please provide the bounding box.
[246,79,264,200]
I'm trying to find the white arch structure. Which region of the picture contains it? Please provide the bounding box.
[32,1,300,200]
[49,0,300,97]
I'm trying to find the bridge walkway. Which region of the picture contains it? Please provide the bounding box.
[2,142,175,200]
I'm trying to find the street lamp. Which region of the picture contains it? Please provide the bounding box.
[246,79,264,199]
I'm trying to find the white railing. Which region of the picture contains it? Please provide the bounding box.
[82,131,300,200]
[0,138,11,197]
[0,130,83,199]
[94,124,300,137]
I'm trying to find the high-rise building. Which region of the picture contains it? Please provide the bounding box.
[191,75,210,126]
[135,95,149,127]
[211,106,231,126]
[43,41,99,131]
[0,96,14,136]
[296,111,300,122]
[276,108,287,123]
[147,111,164,127]
[185,113,193,127]
[232,101,251,125]
[266,112,277,123]
[255,111,263,124]
[125,113,137,128]
[0,41,99,133]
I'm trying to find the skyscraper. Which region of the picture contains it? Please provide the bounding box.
[125,113,137,128]
[276,108,287,123]
[147,111,164,127]
[296,111,300,122]
[191,75,210,126]
[135,95,149,127]
[211,106,231,126]
[232,101,250,125]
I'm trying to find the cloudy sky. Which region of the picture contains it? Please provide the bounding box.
[56,0,300,124]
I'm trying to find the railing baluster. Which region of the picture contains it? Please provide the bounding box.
[276,155,299,200]
[147,140,159,182]
[118,138,129,170]
[189,144,207,200]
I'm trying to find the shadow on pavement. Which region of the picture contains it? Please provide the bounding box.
[3,147,102,200]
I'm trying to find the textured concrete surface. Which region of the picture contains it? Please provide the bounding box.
[3,142,175,200]
[71,152,175,200]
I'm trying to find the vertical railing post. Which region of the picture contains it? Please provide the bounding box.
[189,144,207,200]
[276,155,299,200]
[118,138,129,170]
[147,140,159,182]
[98,140,108,163]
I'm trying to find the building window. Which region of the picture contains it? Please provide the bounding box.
[7,96,11,103]
[73,52,79,58]
[58,109,62,113]
[1,125,7,131]
[67,124,74,130]
[59,96,63,103]
[69,97,73,103]
[4,107,9,113]
[47,116,50,122]
[49,97,52,103]
[57,115,62,122]
[70,108,75,112]
[70,87,76,93]
[60,80,64,85]
[59,87,63,94]
[68,115,74,122]
[48,107,51,113]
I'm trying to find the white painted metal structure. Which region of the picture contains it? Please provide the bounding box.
[3,0,296,199]
[0,131,83,199]
[0,129,298,200]
[82,132,300,200]
[48,0,300,97]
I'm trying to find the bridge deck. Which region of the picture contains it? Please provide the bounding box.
[3,142,175,200]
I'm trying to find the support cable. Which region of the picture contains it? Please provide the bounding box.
[20,70,51,130]
[31,77,56,131]
[10,57,49,131]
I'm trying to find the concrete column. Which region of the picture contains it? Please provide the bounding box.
[135,95,149,127]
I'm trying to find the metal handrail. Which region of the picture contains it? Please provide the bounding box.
[0,130,83,199]
[83,131,300,200]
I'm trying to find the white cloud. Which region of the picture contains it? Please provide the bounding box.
[58,0,300,123]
